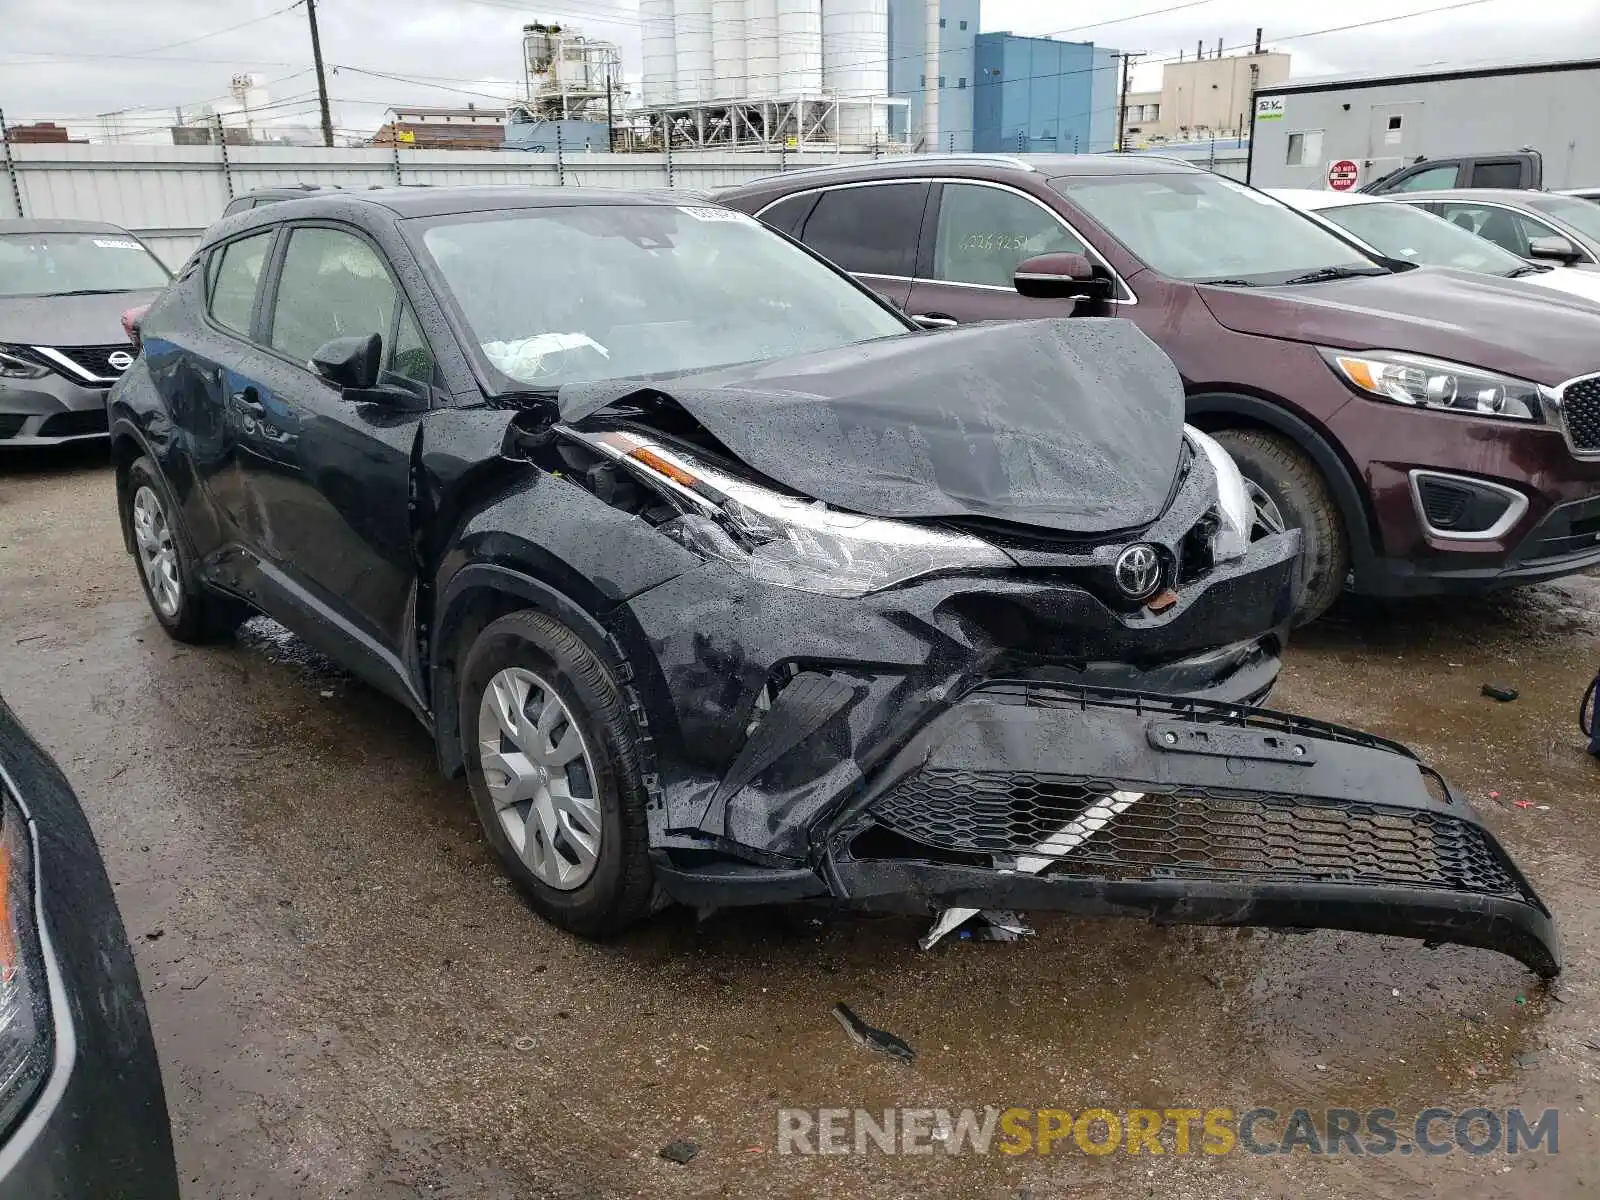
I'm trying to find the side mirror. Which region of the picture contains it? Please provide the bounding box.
[1528,235,1581,263]
[1014,252,1115,301]
[311,333,382,391]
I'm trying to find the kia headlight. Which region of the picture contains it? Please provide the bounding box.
[581,430,1012,597]
[0,785,53,1135]
[1185,425,1253,563]
[1320,349,1542,421]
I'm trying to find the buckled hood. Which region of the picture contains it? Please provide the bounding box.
[558,318,1186,535]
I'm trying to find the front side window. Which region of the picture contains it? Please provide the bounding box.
[800,183,928,277]
[932,183,1086,287]
[0,231,170,300]
[1524,194,1600,248]
[1318,201,1529,276]
[1435,203,1558,258]
[269,227,398,365]
[1386,164,1459,192]
[1053,171,1381,286]
[389,306,433,385]
[419,204,908,390]
[206,231,273,336]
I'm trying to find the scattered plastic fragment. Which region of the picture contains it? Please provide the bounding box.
[1482,684,1519,702]
[658,1140,699,1164]
[1489,791,1501,800]
[1515,800,1534,809]
[1537,805,1551,811]
[1516,995,1528,1005]
[833,1002,916,1064]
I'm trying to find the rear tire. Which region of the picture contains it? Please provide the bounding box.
[459,610,654,936]
[1211,429,1348,627]
[124,456,250,643]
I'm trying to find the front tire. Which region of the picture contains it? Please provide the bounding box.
[123,456,249,643]
[459,610,654,936]
[1211,429,1349,626]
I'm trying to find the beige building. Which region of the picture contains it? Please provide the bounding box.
[1123,51,1290,144]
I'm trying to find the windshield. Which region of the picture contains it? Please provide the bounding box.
[1524,194,1600,245]
[1051,172,1384,285]
[0,232,171,298]
[418,204,909,390]
[1315,201,1529,275]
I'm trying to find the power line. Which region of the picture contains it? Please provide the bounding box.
[1054,1,1220,35]
[2,1,307,65]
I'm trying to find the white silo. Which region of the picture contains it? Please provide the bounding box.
[711,0,747,97]
[744,0,780,98]
[822,0,887,143]
[777,0,823,94]
[675,0,716,104]
[640,0,677,106]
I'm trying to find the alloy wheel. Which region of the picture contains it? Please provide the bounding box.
[477,666,601,891]
[1245,479,1288,538]
[131,485,182,618]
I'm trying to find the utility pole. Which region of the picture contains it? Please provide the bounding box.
[1115,51,1145,153]
[605,56,616,152]
[306,0,334,148]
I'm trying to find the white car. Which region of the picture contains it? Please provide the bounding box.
[1267,188,1600,307]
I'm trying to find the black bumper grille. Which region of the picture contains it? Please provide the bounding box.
[1564,376,1600,453]
[53,344,132,381]
[37,410,107,438]
[870,769,1524,898]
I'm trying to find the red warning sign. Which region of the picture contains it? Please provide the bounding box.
[1327,159,1361,191]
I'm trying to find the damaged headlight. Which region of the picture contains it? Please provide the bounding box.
[584,431,1011,596]
[1320,349,1542,421]
[1185,426,1252,563]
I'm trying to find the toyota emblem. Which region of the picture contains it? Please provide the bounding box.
[107,350,135,372]
[1113,543,1162,600]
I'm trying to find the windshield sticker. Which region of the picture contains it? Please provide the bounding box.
[678,206,753,223]
[93,238,145,249]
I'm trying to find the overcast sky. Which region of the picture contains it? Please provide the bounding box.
[2,0,1597,139]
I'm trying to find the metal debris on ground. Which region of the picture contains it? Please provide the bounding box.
[833,1002,916,1064]
[919,907,1035,948]
[658,1140,699,1164]
[1482,684,1520,702]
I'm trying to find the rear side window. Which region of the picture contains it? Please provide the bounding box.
[758,192,816,237]
[206,231,273,336]
[269,227,398,365]
[1470,160,1524,189]
[221,197,255,219]
[799,182,928,277]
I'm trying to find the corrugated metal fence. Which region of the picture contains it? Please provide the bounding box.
[0,143,873,267]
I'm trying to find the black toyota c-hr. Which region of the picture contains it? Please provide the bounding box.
[105,187,1559,976]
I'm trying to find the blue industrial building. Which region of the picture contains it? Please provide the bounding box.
[884,1,1118,154]
[972,33,1119,153]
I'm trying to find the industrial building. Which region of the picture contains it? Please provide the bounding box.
[636,0,903,150]
[1245,56,1600,191]
[1121,44,1289,144]
[971,33,1118,153]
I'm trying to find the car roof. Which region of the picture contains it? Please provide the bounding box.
[0,217,136,235]
[716,152,1200,194]
[200,185,697,247]
[1389,189,1555,204]
[1266,188,1387,210]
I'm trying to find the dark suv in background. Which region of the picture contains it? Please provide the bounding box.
[718,155,1600,624]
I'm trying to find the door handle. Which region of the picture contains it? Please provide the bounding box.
[230,387,265,419]
[912,314,958,329]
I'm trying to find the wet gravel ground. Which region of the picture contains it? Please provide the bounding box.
[3,445,1599,1199]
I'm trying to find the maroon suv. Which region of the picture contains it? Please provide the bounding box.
[717,155,1600,623]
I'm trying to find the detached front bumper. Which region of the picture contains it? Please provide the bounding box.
[654,685,1559,978]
